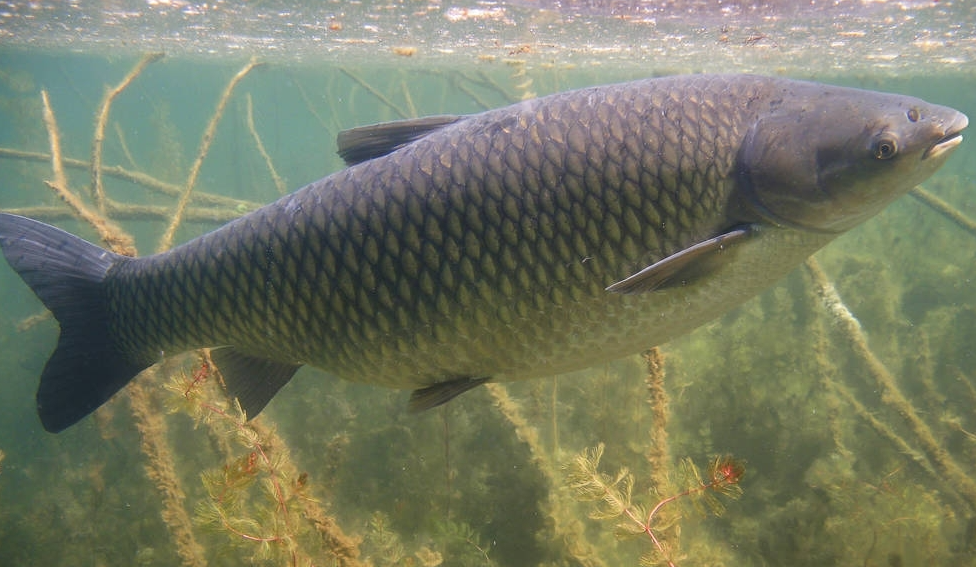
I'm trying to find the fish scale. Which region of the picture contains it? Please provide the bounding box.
[108,76,757,381]
[0,73,965,432]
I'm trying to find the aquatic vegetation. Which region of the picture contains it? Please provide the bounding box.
[171,363,302,561]
[362,512,407,566]
[430,518,494,567]
[566,444,744,566]
[166,357,365,566]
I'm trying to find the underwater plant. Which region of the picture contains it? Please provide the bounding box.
[566,443,745,567]
[165,355,364,567]
[166,357,308,563]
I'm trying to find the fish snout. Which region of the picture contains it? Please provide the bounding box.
[925,110,968,160]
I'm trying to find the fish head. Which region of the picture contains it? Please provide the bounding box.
[738,84,968,233]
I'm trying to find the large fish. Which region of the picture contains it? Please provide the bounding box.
[0,74,966,433]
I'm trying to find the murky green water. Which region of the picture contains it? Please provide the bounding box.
[0,2,975,566]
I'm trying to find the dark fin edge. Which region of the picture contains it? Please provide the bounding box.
[209,348,301,419]
[0,213,147,433]
[606,225,758,294]
[407,376,491,412]
[337,115,464,166]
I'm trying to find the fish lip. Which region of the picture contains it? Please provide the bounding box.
[924,112,968,160]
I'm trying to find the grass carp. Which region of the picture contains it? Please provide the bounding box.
[0,74,966,432]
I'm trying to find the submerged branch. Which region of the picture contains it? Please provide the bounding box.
[158,56,262,253]
[245,93,287,195]
[2,203,245,224]
[0,147,262,210]
[488,383,608,567]
[805,257,976,513]
[128,371,209,567]
[910,185,976,238]
[40,90,137,256]
[92,52,164,213]
[339,67,411,119]
[40,90,68,190]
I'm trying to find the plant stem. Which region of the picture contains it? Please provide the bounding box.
[158,56,261,253]
[91,52,163,212]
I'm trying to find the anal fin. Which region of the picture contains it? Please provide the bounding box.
[408,376,491,412]
[210,348,301,419]
[606,224,758,294]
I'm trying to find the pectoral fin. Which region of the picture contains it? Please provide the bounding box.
[606,225,758,294]
[408,376,491,412]
[210,348,302,419]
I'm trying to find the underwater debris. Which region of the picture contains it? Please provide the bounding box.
[392,46,418,57]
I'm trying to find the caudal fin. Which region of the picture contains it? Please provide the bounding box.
[0,213,151,432]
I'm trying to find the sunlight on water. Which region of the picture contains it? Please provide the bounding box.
[0,0,973,73]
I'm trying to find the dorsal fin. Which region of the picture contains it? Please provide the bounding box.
[336,115,464,165]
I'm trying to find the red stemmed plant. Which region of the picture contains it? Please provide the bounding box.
[566,444,746,567]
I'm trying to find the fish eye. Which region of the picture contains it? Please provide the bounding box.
[907,107,920,122]
[873,137,898,160]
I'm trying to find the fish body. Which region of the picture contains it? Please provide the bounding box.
[0,74,966,432]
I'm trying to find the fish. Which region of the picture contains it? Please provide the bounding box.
[0,74,966,433]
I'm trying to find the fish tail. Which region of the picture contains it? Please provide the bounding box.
[0,213,151,432]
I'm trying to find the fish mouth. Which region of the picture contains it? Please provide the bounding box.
[925,112,968,160]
